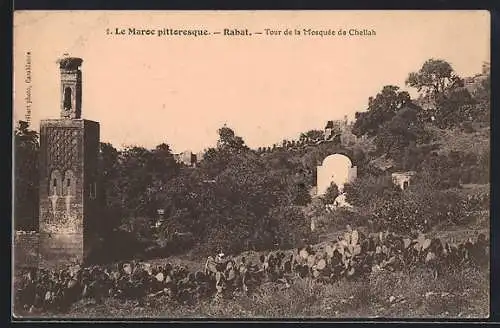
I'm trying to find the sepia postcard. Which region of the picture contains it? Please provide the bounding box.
[12,10,491,319]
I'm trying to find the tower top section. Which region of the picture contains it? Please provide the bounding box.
[58,56,83,119]
[58,57,83,71]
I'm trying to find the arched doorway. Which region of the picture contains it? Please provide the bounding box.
[316,153,357,195]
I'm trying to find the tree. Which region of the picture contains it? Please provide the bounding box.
[350,84,429,165]
[268,205,309,249]
[352,85,411,138]
[106,141,181,221]
[406,59,462,98]
[469,63,490,123]
[399,143,439,172]
[150,127,320,255]
[434,87,476,128]
[114,146,155,217]
[216,125,248,152]
[147,143,180,199]
[292,181,312,206]
[322,182,340,204]
[344,173,401,217]
[373,103,431,162]
[98,142,122,234]
[14,121,39,231]
[407,59,491,128]
[200,125,252,179]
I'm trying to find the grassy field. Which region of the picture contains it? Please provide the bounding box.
[15,224,490,320]
[51,265,489,319]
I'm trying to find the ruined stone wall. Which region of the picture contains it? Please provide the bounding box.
[13,232,40,268]
[38,233,83,267]
[391,172,416,191]
[13,232,85,269]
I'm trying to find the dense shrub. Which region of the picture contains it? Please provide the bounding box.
[372,187,470,235]
[418,150,490,189]
[464,191,490,212]
[322,182,340,205]
[14,121,39,231]
[77,124,317,259]
[269,205,310,249]
[344,173,401,217]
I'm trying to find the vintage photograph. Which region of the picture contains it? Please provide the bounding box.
[12,11,490,319]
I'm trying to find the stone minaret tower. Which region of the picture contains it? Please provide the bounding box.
[60,56,83,119]
[38,56,101,267]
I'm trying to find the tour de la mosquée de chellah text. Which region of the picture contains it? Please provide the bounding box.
[109,27,376,37]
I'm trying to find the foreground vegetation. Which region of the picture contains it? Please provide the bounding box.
[62,266,487,319]
[14,226,489,318]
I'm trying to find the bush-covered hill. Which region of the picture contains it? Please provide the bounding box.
[13,59,490,263]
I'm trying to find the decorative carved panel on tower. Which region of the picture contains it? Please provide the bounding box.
[46,127,80,173]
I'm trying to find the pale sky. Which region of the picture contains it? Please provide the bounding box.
[13,11,490,153]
